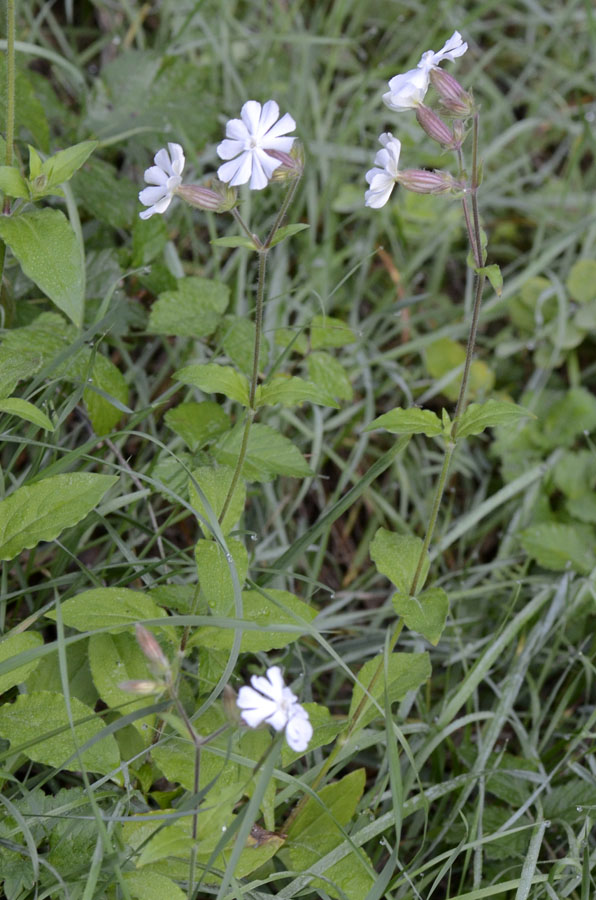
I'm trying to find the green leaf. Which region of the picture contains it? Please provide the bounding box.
[475,263,503,296]
[191,588,316,652]
[0,691,120,774]
[164,401,229,451]
[220,315,269,377]
[456,399,533,439]
[348,652,431,729]
[0,398,54,431]
[366,406,443,436]
[566,259,596,304]
[24,638,97,707]
[213,423,312,481]
[88,632,157,737]
[28,145,42,179]
[286,769,374,900]
[256,375,339,409]
[370,527,429,594]
[542,387,596,448]
[34,140,97,195]
[310,314,356,349]
[148,277,229,338]
[73,157,137,228]
[0,632,43,694]
[307,351,353,402]
[0,209,84,327]
[124,871,187,900]
[0,58,49,150]
[392,587,449,645]
[211,235,258,250]
[46,588,167,633]
[0,473,117,562]
[189,465,246,537]
[195,538,249,614]
[84,353,129,435]
[274,326,309,355]
[174,363,249,406]
[519,522,596,575]
[267,222,310,248]
[0,165,29,199]
[131,214,169,267]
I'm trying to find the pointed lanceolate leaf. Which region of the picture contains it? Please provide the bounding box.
[0,165,29,199]
[349,652,431,729]
[174,363,250,406]
[256,375,339,409]
[0,208,84,326]
[366,407,443,436]
[37,140,98,192]
[456,399,533,439]
[213,423,312,481]
[211,235,259,250]
[392,586,449,645]
[475,263,503,296]
[370,528,429,594]
[0,473,117,561]
[0,398,54,431]
[267,222,310,248]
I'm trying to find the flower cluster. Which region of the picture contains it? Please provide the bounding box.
[237,665,313,752]
[138,100,298,218]
[365,30,471,209]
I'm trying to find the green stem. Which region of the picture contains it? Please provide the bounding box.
[5,0,15,169]
[264,174,300,249]
[230,206,261,248]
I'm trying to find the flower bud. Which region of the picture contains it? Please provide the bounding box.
[267,142,304,182]
[175,180,237,213]
[415,104,458,148]
[429,68,474,117]
[119,679,161,695]
[135,624,170,675]
[396,169,461,194]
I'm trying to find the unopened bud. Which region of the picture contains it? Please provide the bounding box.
[267,142,304,182]
[396,169,461,194]
[119,679,161,695]
[135,624,170,675]
[429,68,474,117]
[175,180,237,213]
[222,684,241,724]
[415,104,458,149]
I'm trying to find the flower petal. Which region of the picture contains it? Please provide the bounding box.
[257,99,280,137]
[225,117,249,142]
[263,111,296,141]
[286,710,313,751]
[433,30,468,63]
[167,142,185,176]
[143,166,169,186]
[265,707,289,731]
[154,147,173,175]
[241,100,262,136]
[252,666,285,702]
[139,185,167,205]
[217,153,252,186]
[217,138,245,161]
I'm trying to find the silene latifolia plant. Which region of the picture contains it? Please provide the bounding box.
[119,36,531,894]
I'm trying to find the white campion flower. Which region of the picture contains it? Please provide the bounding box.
[139,142,185,219]
[383,30,467,112]
[237,665,313,752]
[364,132,402,208]
[216,100,296,191]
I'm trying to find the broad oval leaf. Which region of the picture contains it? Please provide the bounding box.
[46,587,167,633]
[174,363,249,406]
[0,691,120,774]
[0,632,43,694]
[0,397,54,431]
[366,406,443,436]
[370,527,429,595]
[0,165,29,199]
[349,651,431,729]
[0,208,84,326]
[189,465,246,537]
[214,423,312,481]
[256,375,339,409]
[0,473,117,561]
[392,586,449,645]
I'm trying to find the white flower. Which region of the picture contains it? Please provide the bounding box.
[216,100,296,191]
[139,142,185,219]
[237,665,313,752]
[364,133,402,208]
[383,31,467,112]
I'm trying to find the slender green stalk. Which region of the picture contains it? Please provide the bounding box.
[218,176,301,524]
[0,0,16,284]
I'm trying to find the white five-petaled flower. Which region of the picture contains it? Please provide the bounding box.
[139,143,185,219]
[237,665,313,752]
[364,133,402,209]
[217,100,296,191]
[383,31,468,112]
